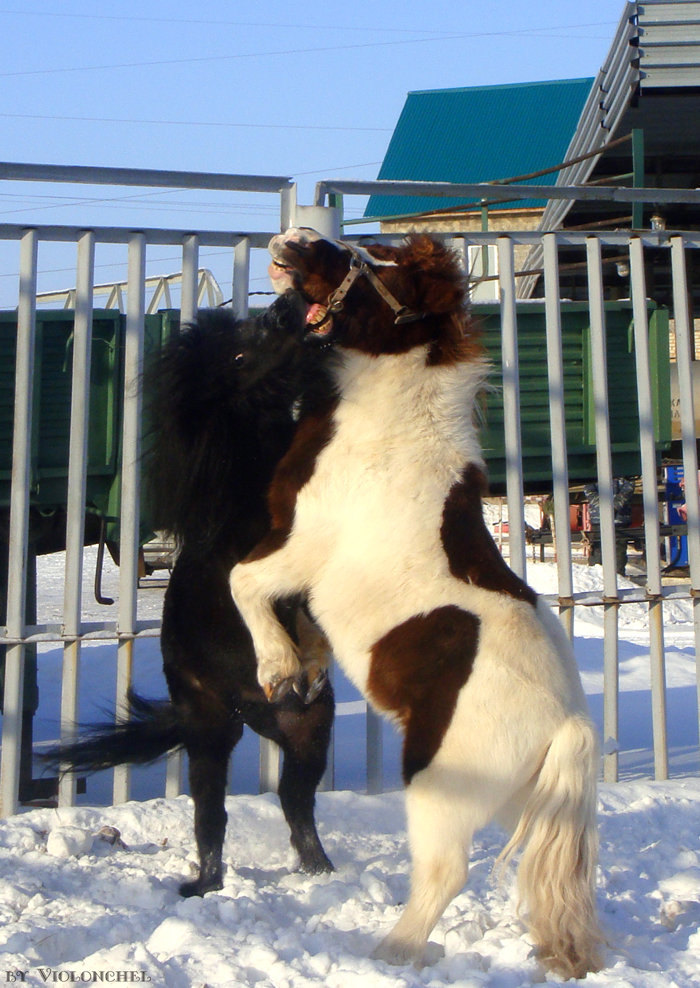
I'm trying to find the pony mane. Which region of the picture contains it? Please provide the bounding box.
[142,308,307,551]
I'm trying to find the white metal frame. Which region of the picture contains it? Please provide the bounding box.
[0,164,699,814]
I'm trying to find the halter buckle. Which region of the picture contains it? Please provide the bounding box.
[394,307,424,325]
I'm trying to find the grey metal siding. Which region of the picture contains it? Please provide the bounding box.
[638,1,700,87]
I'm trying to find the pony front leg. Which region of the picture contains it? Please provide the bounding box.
[230,552,305,701]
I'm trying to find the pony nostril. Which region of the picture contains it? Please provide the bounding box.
[286,240,311,256]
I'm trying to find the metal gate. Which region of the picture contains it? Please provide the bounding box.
[1,163,699,815]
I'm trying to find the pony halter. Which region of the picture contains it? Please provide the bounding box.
[324,245,425,326]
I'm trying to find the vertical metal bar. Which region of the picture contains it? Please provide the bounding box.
[480,203,490,281]
[280,183,296,231]
[629,236,668,779]
[0,230,38,818]
[113,233,146,804]
[497,236,526,580]
[631,128,645,230]
[180,234,198,327]
[59,231,95,806]
[670,235,700,751]
[259,741,280,794]
[366,708,383,795]
[543,234,575,638]
[164,750,183,799]
[450,235,467,274]
[586,239,619,584]
[328,192,344,229]
[232,237,251,318]
[586,236,620,782]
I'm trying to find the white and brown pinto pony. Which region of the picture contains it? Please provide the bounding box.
[230,229,604,978]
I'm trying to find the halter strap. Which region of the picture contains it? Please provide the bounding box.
[324,245,425,326]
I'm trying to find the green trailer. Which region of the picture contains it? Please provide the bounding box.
[0,307,180,530]
[473,300,672,494]
[0,300,673,519]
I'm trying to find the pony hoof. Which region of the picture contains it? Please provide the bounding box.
[264,676,295,702]
[179,875,223,898]
[372,936,424,967]
[298,851,334,875]
[293,668,328,704]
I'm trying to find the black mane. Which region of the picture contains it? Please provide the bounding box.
[142,294,332,552]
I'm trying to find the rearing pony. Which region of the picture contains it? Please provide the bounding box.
[230,228,604,978]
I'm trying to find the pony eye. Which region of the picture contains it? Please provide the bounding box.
[234,352,246,366]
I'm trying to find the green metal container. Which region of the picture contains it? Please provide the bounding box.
[0,308,180,536]
[93,309,181,543]
[0,309,123,512]
[473,300,672,493]
[0,301,673,518]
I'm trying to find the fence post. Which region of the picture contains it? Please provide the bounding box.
[629,236,668,780]
[366,709,383,795]
[293,205,341,240]
[586,237,620,783]
[181,234,199,326]
[59,231,95,806]
[232,237,251,318]
[0,230,38,817]
[280,183,296,231]
[631,129,645,230]
[543,233,575,639]
[259,741,280,794]
[114,232,146,804]
[497,236,526,580]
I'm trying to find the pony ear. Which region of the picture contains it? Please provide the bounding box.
[365,243,399,264]
[413,234,441,253]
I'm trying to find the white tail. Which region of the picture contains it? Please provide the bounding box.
[499,715,605,979]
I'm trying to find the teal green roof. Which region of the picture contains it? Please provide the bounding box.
[364,77,594,219]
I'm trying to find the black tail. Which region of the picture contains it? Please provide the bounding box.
[41,692,183,775]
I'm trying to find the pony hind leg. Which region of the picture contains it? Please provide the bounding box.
[243,684,335,874]
[374,846,469,967]
[180,719,244,898]
[373,777,476,966]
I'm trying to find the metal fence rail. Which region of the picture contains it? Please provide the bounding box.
[0,165,699,815]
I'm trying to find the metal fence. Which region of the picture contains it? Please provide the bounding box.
[1,163,699,816]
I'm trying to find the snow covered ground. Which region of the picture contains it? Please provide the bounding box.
[0,549,699,986]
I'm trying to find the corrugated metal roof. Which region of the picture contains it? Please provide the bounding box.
[364,77,594,219]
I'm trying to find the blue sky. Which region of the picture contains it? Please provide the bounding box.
[0,0,624,303]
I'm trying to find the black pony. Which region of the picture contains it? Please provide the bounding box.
[46,291,335,896]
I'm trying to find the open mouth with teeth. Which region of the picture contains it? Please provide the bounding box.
[268,261,333,338]
[269,259,294,275]
[268,231,345,341]
[304,302,332,336]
